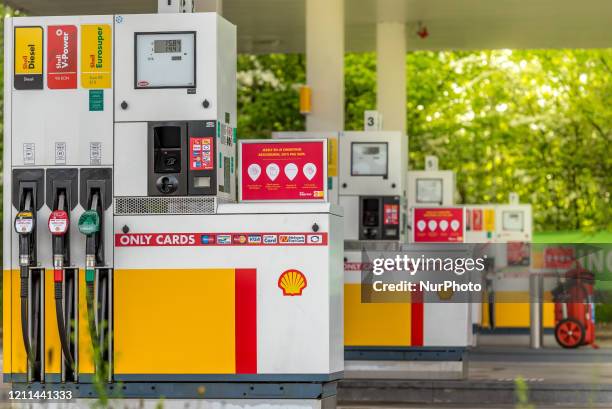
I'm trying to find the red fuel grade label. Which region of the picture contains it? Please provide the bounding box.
[47,25,77,89]
[190,137,214,170]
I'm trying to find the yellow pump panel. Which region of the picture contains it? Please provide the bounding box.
[9,269,27,375]
[3,270,14,374]
[114,268,237,375]
[78,270,95,376]
[344,283,412,347]
[44,271,62,376]
[481,291,555,328]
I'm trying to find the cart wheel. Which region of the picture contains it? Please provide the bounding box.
[555,318,585,348]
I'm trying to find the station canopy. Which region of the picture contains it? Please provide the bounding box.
[5,0,612,53]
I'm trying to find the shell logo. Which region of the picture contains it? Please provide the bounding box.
[278,269,307,296]
[438,288,454,301]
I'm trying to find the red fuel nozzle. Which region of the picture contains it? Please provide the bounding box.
[49,210,69,236]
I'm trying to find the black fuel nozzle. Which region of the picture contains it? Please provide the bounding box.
[15,191,35,270]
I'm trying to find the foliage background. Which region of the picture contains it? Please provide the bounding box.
[238,50,611,233]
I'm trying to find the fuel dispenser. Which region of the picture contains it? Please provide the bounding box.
[339,131,407,242]
[406,155,455,209]
[6,9,342,407]
[5,14,114,385]
[471,197,556,341]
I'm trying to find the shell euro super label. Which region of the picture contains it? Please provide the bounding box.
[81,24,112,88]
[14,26,44,90]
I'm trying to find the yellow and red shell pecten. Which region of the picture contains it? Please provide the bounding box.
[278,269,307,296]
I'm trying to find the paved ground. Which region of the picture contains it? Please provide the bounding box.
[467,346,612,384]
[338,404,585,409]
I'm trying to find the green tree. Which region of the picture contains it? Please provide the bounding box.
[237,54,305,138]
[236,50,611,233]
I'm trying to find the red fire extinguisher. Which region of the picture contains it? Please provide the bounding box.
[553,268,596,348]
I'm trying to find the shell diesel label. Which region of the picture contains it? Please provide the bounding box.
[47,25,77,89]
[278,269,307,296]
[81,24,111,88]
[14,26,44,90]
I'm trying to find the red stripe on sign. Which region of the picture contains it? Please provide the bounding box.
[235,268,257,374]
[411,290,424,346]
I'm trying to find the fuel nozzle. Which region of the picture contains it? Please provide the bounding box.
[49,207,70,281]
[78,208,101,284]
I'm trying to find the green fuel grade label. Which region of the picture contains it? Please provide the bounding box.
[89,89,104,111]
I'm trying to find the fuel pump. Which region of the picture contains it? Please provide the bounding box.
[14,176,44,382]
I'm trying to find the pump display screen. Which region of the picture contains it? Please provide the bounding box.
[154,39,182,53]
[351,142,388,176]
[135,32,196,88]
[503,211,524,231]
[417,178,443,203]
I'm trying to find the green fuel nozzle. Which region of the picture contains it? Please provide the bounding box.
[79,210,100,284]
[78,210,100,236]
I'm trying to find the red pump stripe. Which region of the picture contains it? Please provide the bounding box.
[235,268,257,373]
[54,269,63,283]
[411,289,424,346]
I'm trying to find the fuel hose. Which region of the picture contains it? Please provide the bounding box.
[52,191,75,370]
[17,191,35,368]
[79,191,102,358]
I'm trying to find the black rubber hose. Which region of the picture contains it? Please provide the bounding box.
[86,281,98,344]
[31,278,41,373]
[66,276,74,365]
[55,281,75,369]
[20,269,32,363]
[99,275,107,356]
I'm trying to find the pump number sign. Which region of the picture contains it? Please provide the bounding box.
[239,140,327,202]
[413,207,465,243]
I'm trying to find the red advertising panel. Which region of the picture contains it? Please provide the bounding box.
[544,246,575,269]
[47,25,77,89]
[240,140,326,201]
[413,207,464,243]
